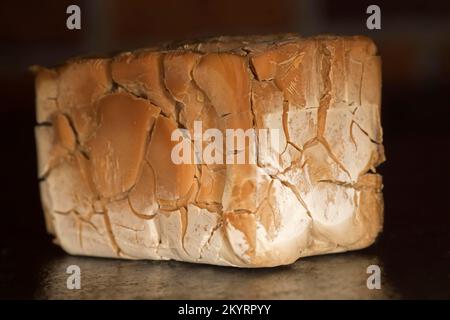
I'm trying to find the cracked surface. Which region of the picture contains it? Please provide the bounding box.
[34,34,385,267]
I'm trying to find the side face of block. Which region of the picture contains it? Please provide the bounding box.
[35,34,384,267]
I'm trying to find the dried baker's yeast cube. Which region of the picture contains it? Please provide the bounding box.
[35,34,384,267]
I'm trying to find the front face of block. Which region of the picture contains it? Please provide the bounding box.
[35,35,384,267]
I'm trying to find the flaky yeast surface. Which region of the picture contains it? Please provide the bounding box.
[35,34,384,267]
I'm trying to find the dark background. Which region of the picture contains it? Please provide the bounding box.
[0,0,449,299]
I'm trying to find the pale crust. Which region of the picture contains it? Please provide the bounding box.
[34,34,385,267]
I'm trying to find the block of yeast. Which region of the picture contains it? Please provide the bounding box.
[34,34,385,267]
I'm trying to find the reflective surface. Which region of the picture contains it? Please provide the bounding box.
[33,251,398,299]
[2,224,449,300]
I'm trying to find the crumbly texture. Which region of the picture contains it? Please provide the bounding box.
[34,34,385,267]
